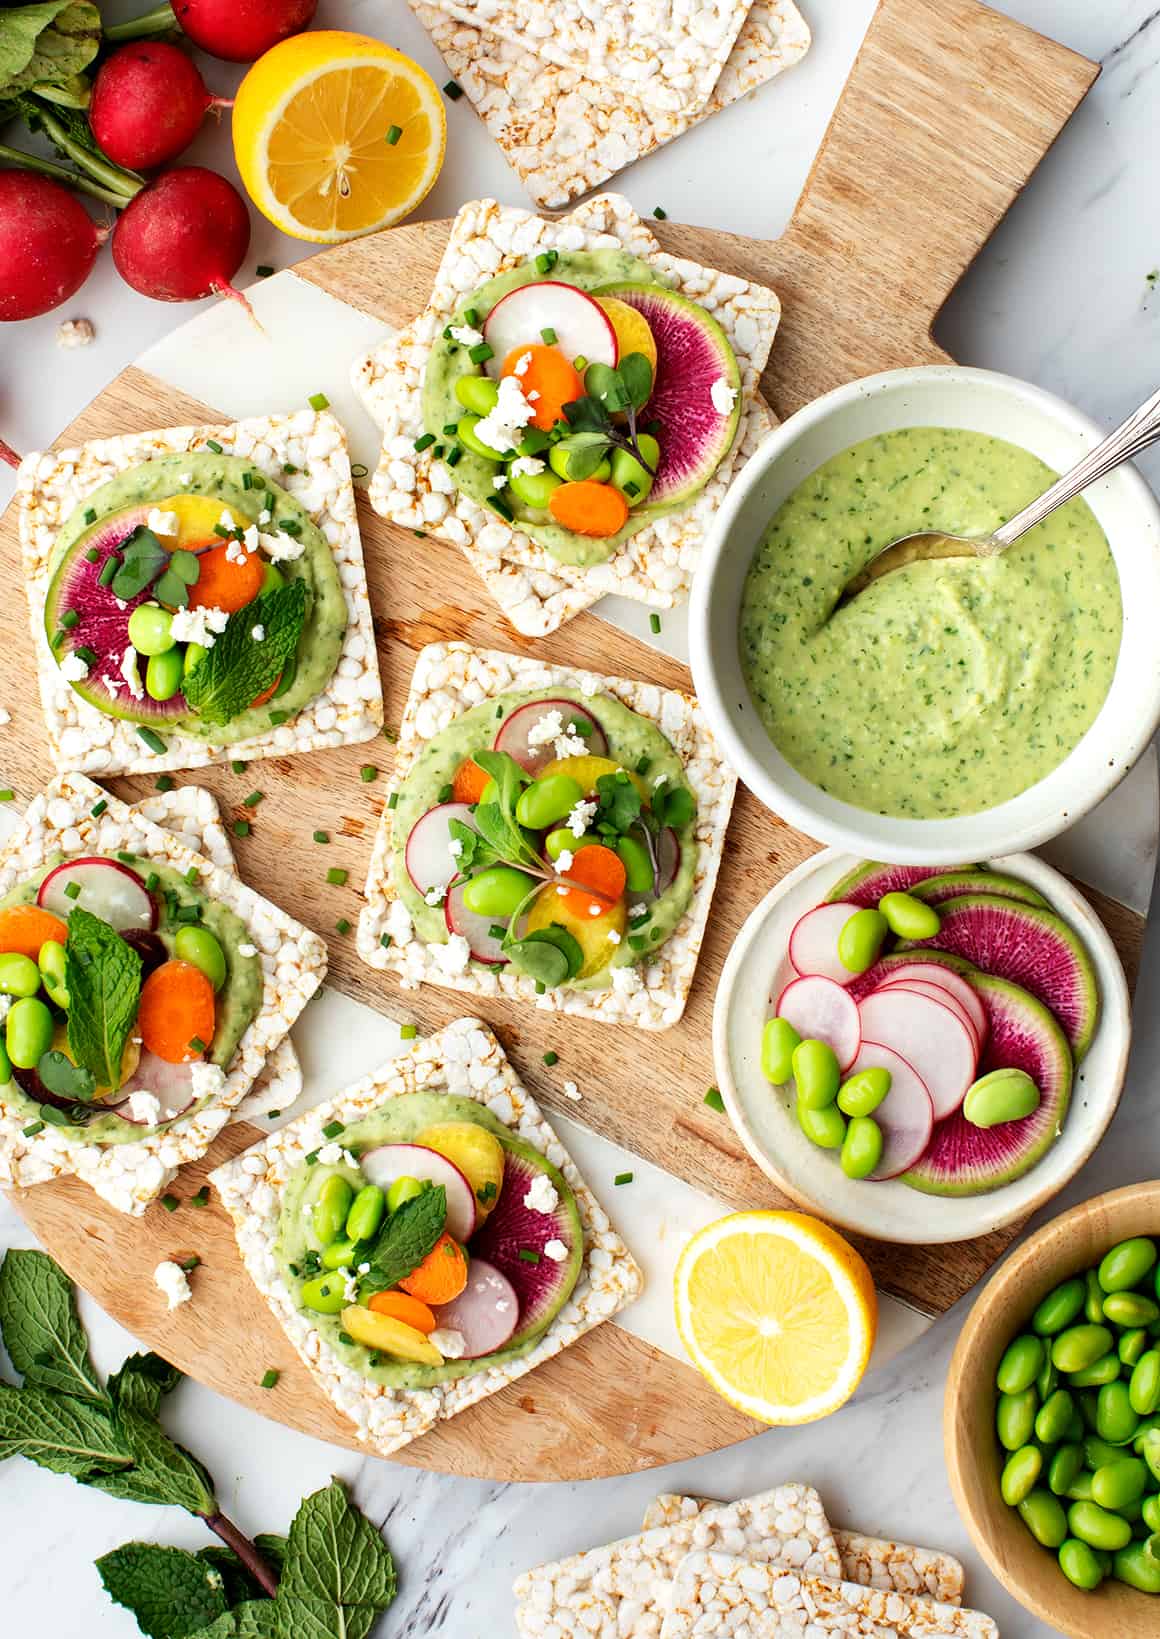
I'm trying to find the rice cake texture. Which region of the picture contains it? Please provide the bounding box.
[352,193,780,636]
[659,1552,999,1638]
[357,640,737,1029]
[0,773,327,1215]
[642,1495,967,1607]
[15,410,383,776]
[210,1015,643,1456]
[410,0,811,208]
[514,1484,842,1639]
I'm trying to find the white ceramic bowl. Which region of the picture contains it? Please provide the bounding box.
[690,366,1160,863]
[713,848,1131,1244]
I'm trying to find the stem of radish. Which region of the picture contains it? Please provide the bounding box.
[201,1511,280,1599]
[35,108,144,202]
[0,441,22,472]
[34,75,92,111]
[104,3,178,42]
[0,142,127,209]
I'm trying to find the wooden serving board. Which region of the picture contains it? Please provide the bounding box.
[0,0,1137,1480]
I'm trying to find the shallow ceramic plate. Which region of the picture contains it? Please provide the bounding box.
[714,849,1131,1243]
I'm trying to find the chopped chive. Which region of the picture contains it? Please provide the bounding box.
[51,628,67,650]
[282,463,299,475]
[704,1086,726,1114]
[635,755,650,775]
[84,507,97,525]
[260,1368,280,1389]
[22,1120,44,1137]
[305,1150,319,1165]
[534,250,558,274]
[117,850,136,865]
[256,264,274,277]
[160,1193,179,1212]
[0,790,13,803]
[269,710,289,725]
[326,867,348,886]
[464,308,479,326]
[386,124,402,145]
[518,1249,541,1264]
[278,518,302,536]
[188,1035,206,1054]
[535,981,546,995]
[190,1186,210,1208]
[543,1050,558,1066]
[212,522,231,538]
[444,79,464,99]
[98,555,120,587]
[85,547,101,563]
[205,439,223,454]
[231,760,246,774]
[624,480,640,499]
[313,829,329,844]
[628,933,648,951]
[653,205,668,220]
[399,1023,417,1040]
[413,529,427,538]
[155,774,175,792]
[176,904,200,923]
[573,354,587,371]
[442,325,454,341]
[351,463,369,479]
[649,612,661,633]
[145,872,160,892]
[243,790,263,808]
[488,924,507,939]
[614,1171,633,1185]
[232,819,251,838]
[487,495,513,522]
[414,432,436,452]
[388,792,399,810]
[469,342,494,365]
[379,933,392,949]
[337,1331,355,1348]
[335,917,351,934]
[446,445,463,467]
[75,646,98,666]
[360,764,378,782]
[178,1255,200,1274]
[308,391,330,411]
[137,727,166,754]
[432,444,444,459]
[242,471,253,489]
[184,866,199,885]
[322,1120,343,1140]
[540,326,557,345]
[437,783,452,803]
[443,422,459,436]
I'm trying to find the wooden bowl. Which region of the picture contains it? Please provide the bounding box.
[945,1181,1160,1638]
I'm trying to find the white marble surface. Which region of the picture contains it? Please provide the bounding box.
[4,2,1160,1635]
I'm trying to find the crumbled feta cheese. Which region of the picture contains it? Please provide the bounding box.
[562,1080,582,1102]
[474,374,536,455]
[424,887,444,907]
[434,933,471,977]
[554,732,588,757]
[251,624,265,642]
[0,996,12,1024]
[629,903,647,919]
[316,1142,345,1165]
[218,508,236,531]
[179,472,193,485]
[154,1260,192,1310]
[341,1268,359,1302]
[555,848,574,871]
[241,525,259,553]
[513,350,533,376]
[357,1261,370,1275]
[543,1239,568,1262]
[170,604,230,648]
[524,1173,559,1215]
[509,455,545,478]
[448,838,463,858]
[711,377,738,415]
[260,530,306,562]
[126,1090,161,1124]
[146,508,180,537]
[492,474,508,490]
[587,902,602,916]
[56,318,94,348]
[0,708,10,726]
[120,645,144,700]
[527,709,564,749]
[238,943,258,958]
[59,653,89,682]
[449,323,484,347]
[555,884,568,896]
[430,1328,466,1359]
[258,509,271,526]
[606,930,621,945]
[566,798,598,839]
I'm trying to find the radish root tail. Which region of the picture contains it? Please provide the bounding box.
[214,280,265,335]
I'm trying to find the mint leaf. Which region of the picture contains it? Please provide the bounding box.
[505,937,570,987]
[96,1543,230,1639]
[0,1,100,97]
[183,582,307,728]
[357,1185,447,1297]
[107,1352,182,1420]
[37,1047,97,1102]
[651,776,694,831]
[0,1247,106,1404]
[275,1480,396,1639]
[595,770,642,834]
[65,905,143,1091]
[0,1381,128,1477]
[89,1405,217,1514]
[192,1604,278,1639]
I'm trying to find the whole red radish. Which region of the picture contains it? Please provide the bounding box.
[90,43,226,171]
[112,167,252,313]
[172,0,317,62]
[0,173,103,321]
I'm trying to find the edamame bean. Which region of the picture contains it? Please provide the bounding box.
[1113,1540,1160,1594]
[454,375,500,416]
[508,465,563,510]
[38,940,68,1008]
[321,1238,360,1270]
[6,996,53,1070]
[1097,1381,1140,1446]
[1077,1390,1102,1433]
[1049,1444,1084,1496]
[963,1067,1040,1129]
[1092,1459,1149,1511]
[0,952,41,999]
[387,1176,424,1213]
[461,864,538,918]
[1065,1473,1095,1503]
[836,908,888,975]
[261,563,284,594]
[1099,1237,1158,1294]
[1069,1353,1122,1389]
[1033,1277,1087,1337]
[127,601,174,656]
[545,829,596,862]
[1143,1495,1160,1534]
[1120,1329,1150,1369]
[1037,1356,1059,1402]
[837,1066,891,1118]
[761,1017,801,1085]
[549,444,611,484]
[877,890,941,940]
[1036,1388,1076,1446]
[1018,1489,1068,1549]
[1130,1350,1160,1417]
[1083,1435,1126,1473]
[796,1098,846,1150]
[514,774,584,831]
[312,1174,354,1248]
[174,924,227,991]
[1140,1428,1160,1484]
[840,1116,883,1180]
[1084,1270,1106,1323]
[998,1333,1046,1395]
[609,435,659,506]
[457,414,503,462]
[1104,1291,1160,1328]
[1064,1409,1086,1444]
[1068,1500,1133,1552]
[792,1039,841,1111]
[145,647,184,702]
[0,1037,10,1085]
[1001,1445,1043,1507]
[998,1388,1040,1452]
[1059,1538,1105,1590]
[299,1272,347,1314]
[1053,1324,1113,1374]
[615,834,655,895]
[345,1184,385,1243]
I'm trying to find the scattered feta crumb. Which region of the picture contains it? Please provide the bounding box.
[59,653,89,682]
[126,1090,161,1124]
[606,930,621,945]
[0,707,10,727]
[424,887,444,907]
[170,604,230,648]
[523,1173,559,1215]
[316,1142,345,1166]
[179,472,193,485]
[509,455,545,478]
[448,838,463,858]
[154,1260,192,1310]
[543,1239,568,1262]
[258,509,271,526]
[56,318,94,349]
[430,1328,466,1359]
[251,624,266,642]
[562,1080,582,1102]
[527,710,564,749]
[146,508,179,537]
[566,798,598,839]
[238,943,258,959]
[120,646,144,700]
[357,1261,370,1275]
[218,508,236,531]
[260,529,306,562]
[492,474,508,491]
[341,1268,359,1302]
[555,884,568,897]
[588,902,602,916]
[630,903,647,919]
[555,848,574,871]
[513,350,533,376]
[554,732,588,757]
[449,323,484,347]
[474,374,536,455]
[710,377,738,415]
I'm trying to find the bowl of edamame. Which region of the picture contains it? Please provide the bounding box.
[945,1180,1160,1638]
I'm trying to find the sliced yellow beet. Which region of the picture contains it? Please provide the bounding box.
[526,884,627,979]
[51,1020,140,1100]
[596,297,658,376]
[416,1122,505,1220]
[152,493,245,546]
[340,1304,444,1365]
[536,754,648,801]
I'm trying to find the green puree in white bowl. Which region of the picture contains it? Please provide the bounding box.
[739,427,1123,819]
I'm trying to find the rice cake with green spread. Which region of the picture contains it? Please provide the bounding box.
[352,193,780,636]
[0,773,326,1214]
[408,0,811,209]
[356,641,737,1029]
[210,1016,642,1457]
[14,409,383,776]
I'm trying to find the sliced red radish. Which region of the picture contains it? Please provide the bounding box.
[847,1040,934,1180]
[879,980,982,1055]
[875,962,989,1047]
[787,901,863,986]
[107,1051,196,1124]
[445,884,509,965]
[358,1143,476,1243]
[482,281,617,379]
[38,857,157,931]
[655,826,681,895]
[430,1258,519,1359]
[857,988,977,1121]
[774,974,861,1071]
[405,802,478,898]
[492,697,608,774]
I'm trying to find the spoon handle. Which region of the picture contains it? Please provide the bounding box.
[991,383,1160,550]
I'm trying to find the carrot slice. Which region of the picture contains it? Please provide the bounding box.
[0,905,67,962]
[398,1232,469,1304]
[548,480,629,539]
[367,1290,438,1334]
[500,343,583,431]
[187,541,266,613]
[559,842,626,916]
[248,674,282,709]
[451,756,491,805]
[137,959,216,1064]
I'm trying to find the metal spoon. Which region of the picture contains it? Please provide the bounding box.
[838,382,1160,605]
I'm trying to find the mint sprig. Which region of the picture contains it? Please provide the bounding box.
[97,1544,231,1639]
[0,1246,106,1404]
[183,581,307,727]
[65,905,142,1092]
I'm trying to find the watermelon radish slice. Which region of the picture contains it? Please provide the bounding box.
[430,1258,519,1359]
[358,1144,476,1242]
[469,1134,583,1346]
[492,697,607,774]
[482,281,617,379]
[825,861,976,908]
[593,281,741,506]
[898,894,1099,1060]
[107,1052,196,1124]
[911,870,1049,909]
[445,884,509,965]
[903,974,1074,1196]
[877,979,984,1054]
[874,962,988,1048]
[773,974,860,1071]
[39,857,156,931]
[787,901,862,986]
[845,1041,934,1180]
[857,988,977,1119]
[405,802,478,898]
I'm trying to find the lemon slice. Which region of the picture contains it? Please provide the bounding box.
[674,1211,877,1424]
[232,30,446,244]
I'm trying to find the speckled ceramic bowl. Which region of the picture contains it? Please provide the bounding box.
[690,366,1160,864]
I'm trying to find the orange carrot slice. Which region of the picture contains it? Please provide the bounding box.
[500,343,582,431]
[187,541,266,613]
[0,905,67,961]
[398,1232,469,1304]
[451,756,491,805]
[548,480,629,539]
[137,959,216,1064]
[367,1290,438,1334]
[559,842,626,916]
[248,675,282,709]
